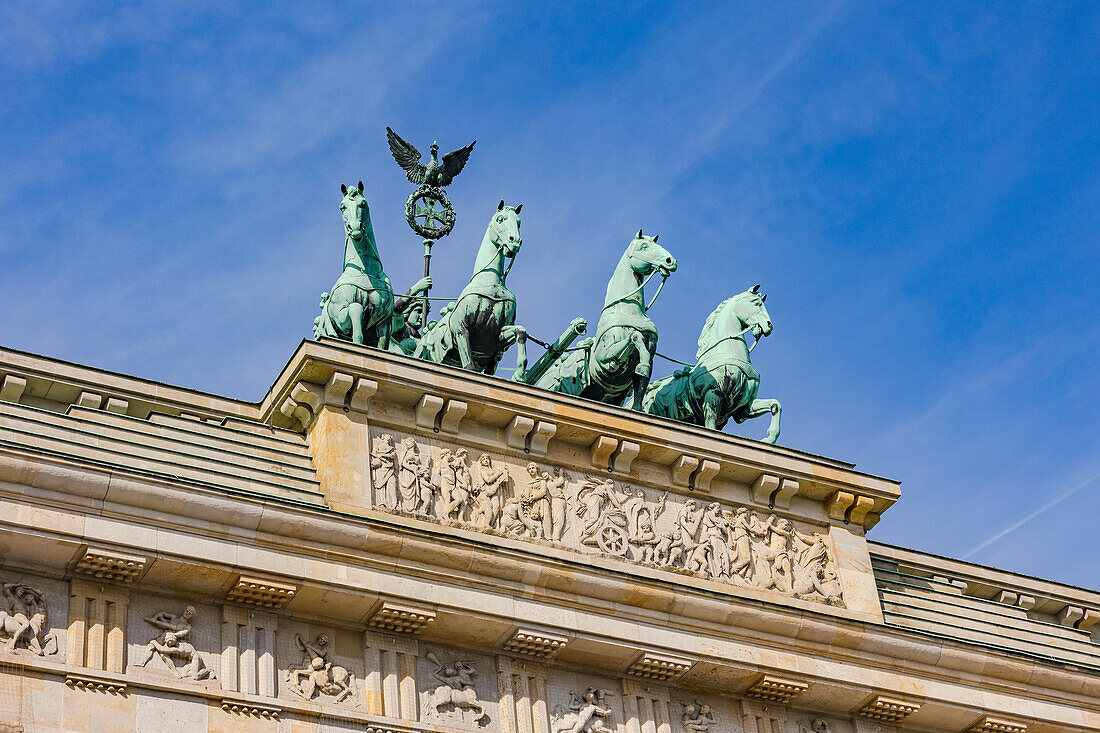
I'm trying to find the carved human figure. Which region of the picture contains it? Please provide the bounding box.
[0,583,54,655]
[288,632,355,703]
[629,493,667,563]
[503,463,552,538]
[552,687,615,733]
[693,502,730,579]
[138,605,195,668]
[547,467,571,541]
[575,477,629,546]
[424,651,489,725]
[662,499,701,567]
[799,720,830,733]
[680,700,714,733]
[398,437,432,513]
[440,449,472,520]
[371,434,399,510]
[726,507,754,583]
[469,454,506,528]
[791,532,843,604]
[388,277,433,355]
[142,630,213,680]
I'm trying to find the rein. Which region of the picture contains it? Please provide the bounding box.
[601,268,669,314]
[655,323,761,369]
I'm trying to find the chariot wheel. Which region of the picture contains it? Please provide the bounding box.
[596,524,628,556]
[406,185,455,239]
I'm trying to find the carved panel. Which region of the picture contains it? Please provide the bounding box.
[127,596,217,683]
[0,574,64,658]
[419,643,497,729]
[278,619,362,708]
[368,430,845,608]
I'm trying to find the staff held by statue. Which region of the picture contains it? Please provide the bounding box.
[386,127,476,318]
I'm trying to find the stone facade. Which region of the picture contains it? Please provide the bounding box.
[0,341,1097,732]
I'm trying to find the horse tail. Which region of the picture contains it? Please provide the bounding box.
[697,297,736,359]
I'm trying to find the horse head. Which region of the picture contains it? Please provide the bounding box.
[627,230,677,277]
[490,199,523,257]
[340,181,368,241]
[733,284,772,339]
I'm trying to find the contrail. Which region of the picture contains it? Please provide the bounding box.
[963,470,1100,559]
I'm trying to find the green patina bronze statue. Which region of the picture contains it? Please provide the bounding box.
[642,286,781,443]
[528,231,676,410]
[313,182,396,348]
[413,201,529,375]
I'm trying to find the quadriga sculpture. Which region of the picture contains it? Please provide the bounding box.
[532,231,676,410]
[642,286,781,443]
[313,182,395,348]
[414,200,528,375]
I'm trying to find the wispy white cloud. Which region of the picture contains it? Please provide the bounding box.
[964,470,1100,559]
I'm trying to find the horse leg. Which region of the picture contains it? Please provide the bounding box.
[629,331,653,411]
[455,323,478,371]
[503,326,528,381]
[702,389,723,430]
[347,302,366,345]
[738,398,782,444]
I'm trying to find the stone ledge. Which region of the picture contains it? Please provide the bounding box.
[65,671,127,695]
[221,697,281,718]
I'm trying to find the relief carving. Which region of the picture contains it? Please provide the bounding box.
[798,721,830,733]
[136,605,213,680]
[286,632,356,704]
[423,651,490,727]
[0,582,57,656]
[368,433,844,607]
[552,687,615,733]
[680,700,714,733]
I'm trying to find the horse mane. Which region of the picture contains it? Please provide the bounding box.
[696,296,737,359]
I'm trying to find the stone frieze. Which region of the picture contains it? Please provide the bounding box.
[370,431,844,607]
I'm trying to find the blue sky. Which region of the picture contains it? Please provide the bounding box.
[1,3,1097,586]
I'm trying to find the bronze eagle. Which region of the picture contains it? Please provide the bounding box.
[386,127,475,188]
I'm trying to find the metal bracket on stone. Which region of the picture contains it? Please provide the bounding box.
[505,415,536,451]
[350,377,379,412]
[414,394,445,431]
[588,436,639,473]
[323,372,354,407]
[439,399,468,434]
[71,546,148,584]
[670,455,699,488]
[0,374,27,403]
[826,490,875,527]
[625,651,694,683]
[365,600,437,635]
[612,440,640,473]
[226,575,298,610]
[743,673,809,705]
[856,694,922,723]
[590,436,618,471]
[528,420,557,455]
[968,715,1028,733]
[690,459,720,492]
[501,627,569,662]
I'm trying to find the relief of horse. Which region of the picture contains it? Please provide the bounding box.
[642,286,781,443]
[532,231,676,410]
[414,200,527,375]
[313,181,395,348]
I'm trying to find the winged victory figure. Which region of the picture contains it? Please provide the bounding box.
[386,127,476,187]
